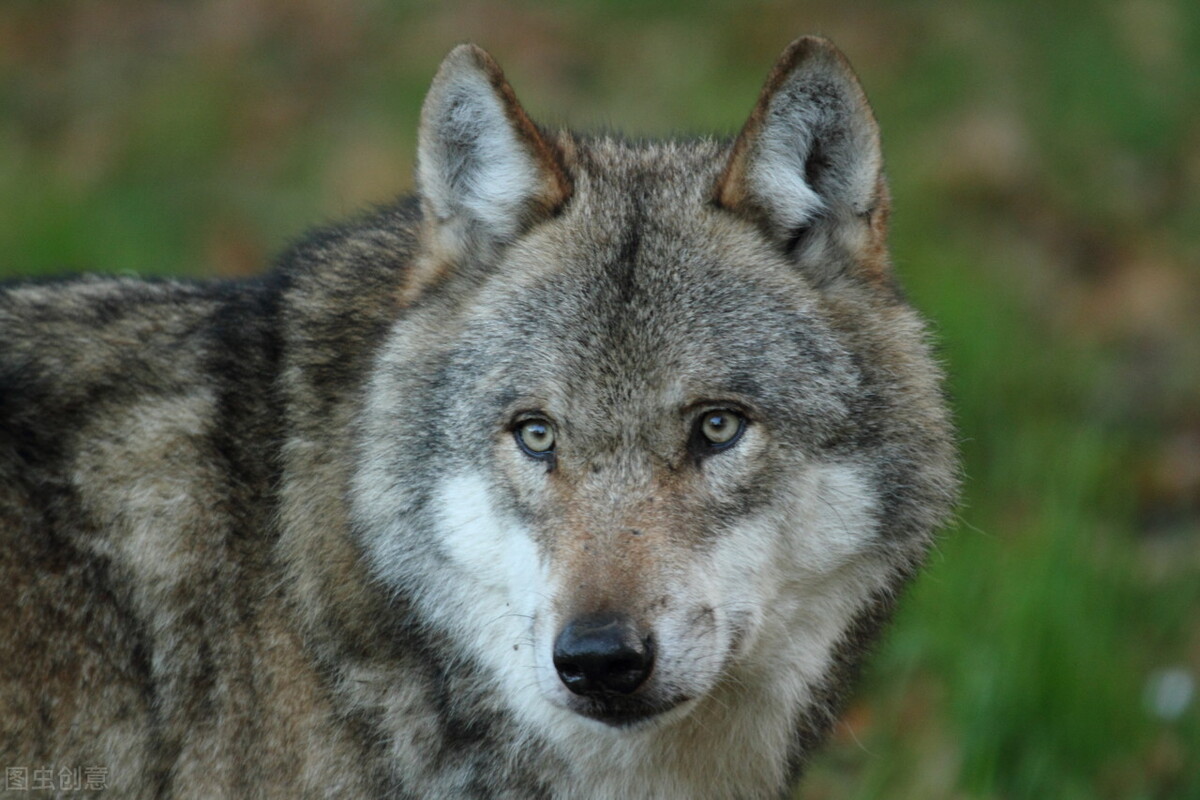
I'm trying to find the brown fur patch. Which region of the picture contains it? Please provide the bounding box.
[545,461,694,625]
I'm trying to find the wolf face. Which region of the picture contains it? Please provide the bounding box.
[351,38,956,776]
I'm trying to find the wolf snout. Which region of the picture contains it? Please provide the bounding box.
[552,612,654,696]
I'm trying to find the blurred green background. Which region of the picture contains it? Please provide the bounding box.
[2,1,1197,797]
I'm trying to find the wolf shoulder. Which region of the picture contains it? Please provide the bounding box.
[0,198,419,583]
[0,197,421,451]
[0,200,416,787]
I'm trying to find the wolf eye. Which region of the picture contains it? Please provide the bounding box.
[696,410,745,450]
[515,419,556,458]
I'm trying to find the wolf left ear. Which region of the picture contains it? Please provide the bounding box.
[715,37,890,281]
[415,44,572,269]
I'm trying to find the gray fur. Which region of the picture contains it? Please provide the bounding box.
[0,37,957,799]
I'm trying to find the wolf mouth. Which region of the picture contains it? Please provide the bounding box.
[568,693,693,728]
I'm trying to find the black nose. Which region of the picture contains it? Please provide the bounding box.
[553,612,654,696]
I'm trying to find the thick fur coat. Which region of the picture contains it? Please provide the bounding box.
[0,38,957,799]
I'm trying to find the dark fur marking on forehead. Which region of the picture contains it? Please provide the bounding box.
[723,374,765,402]
[487,387,522,414]
[613,224,642,306]
[604,175,647,307]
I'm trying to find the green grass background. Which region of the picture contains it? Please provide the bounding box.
[2,2,1197,797]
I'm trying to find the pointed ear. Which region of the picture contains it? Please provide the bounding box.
[715,37,889,277]
[416,44,571,263]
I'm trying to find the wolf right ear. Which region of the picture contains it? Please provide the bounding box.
[414,44,572,277]
[715,37,891,282]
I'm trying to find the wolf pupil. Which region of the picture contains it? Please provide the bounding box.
[705,414,729,438]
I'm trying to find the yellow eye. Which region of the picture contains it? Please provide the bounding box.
[516,419,556,456]
[699,410,743,447]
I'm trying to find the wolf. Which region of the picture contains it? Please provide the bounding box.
[0,36,957,799]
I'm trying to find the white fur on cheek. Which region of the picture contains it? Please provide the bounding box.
[786,460,880,574]
[701,460,885,722]
[435,471,541,593]
[430,472,571,722]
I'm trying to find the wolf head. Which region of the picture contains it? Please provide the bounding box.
[352,36,955,760]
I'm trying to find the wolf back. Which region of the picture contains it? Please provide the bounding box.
[0,37,957,799]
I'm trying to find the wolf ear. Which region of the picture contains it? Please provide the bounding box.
[715,37,889,279]
[416,44,571,265]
